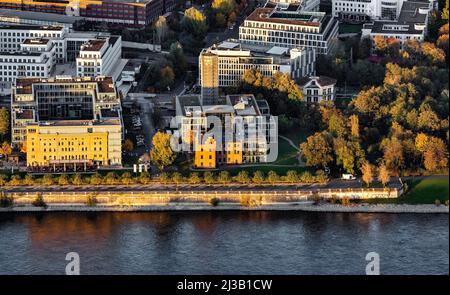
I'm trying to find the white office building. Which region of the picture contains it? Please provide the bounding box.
[199,40,315,104]
[239,5,339,54]
[361,1,431,46]
[0,38,55,90]
[332,0,437,22]
[76,36,122,79]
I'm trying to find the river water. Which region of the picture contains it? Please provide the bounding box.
[0,211,448,275]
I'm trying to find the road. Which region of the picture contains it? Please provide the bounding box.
[3,178,402,193]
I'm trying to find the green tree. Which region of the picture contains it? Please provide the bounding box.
[139,171,152,184]
[172,172,184,185]
[41,174,54,186]
[121,172,134,185]
[188,172,201,184]
[252,171,265,184]
[104,172,118,185]
[203,172,216,184]
[58,174,70,186]
[150,131,176,171]
[72,174,83,186]
[285,170,298,184]
[235,171,250,184]
[266,171,280,184]
[217,171,231,184]
[90,173,103,185]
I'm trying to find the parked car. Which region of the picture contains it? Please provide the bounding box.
[342,174,356,180]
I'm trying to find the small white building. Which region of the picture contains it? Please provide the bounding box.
[299,76,337,103]
[76,36,122,79]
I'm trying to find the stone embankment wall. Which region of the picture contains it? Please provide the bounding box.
[8,187,402,206]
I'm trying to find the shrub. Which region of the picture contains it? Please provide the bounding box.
[86,195,97,206]
[285,170,298,183]
[240,196,261,207]
[0,191,13,207]
[312,193,321,205]
[340,197,351,206]
[299,171,313,183]
[435,199,441,207]
[0,174,8,186]
[32,194,46,208]
[209,197,220,207]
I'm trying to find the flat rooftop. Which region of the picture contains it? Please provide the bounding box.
[0,8,82,24]
[245,7,325,26]
[365,1,429,34]
[0,24,64,31]
[15,76,116,95]
[32,118,121,127]
[22,38,50,45]
[80,39,107,52]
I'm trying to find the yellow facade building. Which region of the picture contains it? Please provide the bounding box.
[194,136,216,169]
[226,141,243,165]
[26,120,121,170]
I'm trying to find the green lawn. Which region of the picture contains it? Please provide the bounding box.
[272,137,299,165]
[399,177,449,204]
[339,23,363,34]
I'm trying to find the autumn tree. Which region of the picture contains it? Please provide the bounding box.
[123,139,134,153]
[0,108,9,137]
[300,132,333,168]
[154,16,168,44]
[423,137,448,171]
[378,163,390,187]
[0,142,12,160]
[150,131,176,171]
[217,171,231,184]
[361,161,374,187]
[182,7,208,36]
[381,137,405,174]
[349,115,360,138]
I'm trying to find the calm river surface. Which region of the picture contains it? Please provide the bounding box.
[0,211,448,275]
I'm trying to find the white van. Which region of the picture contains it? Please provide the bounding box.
[342,174,356,180]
